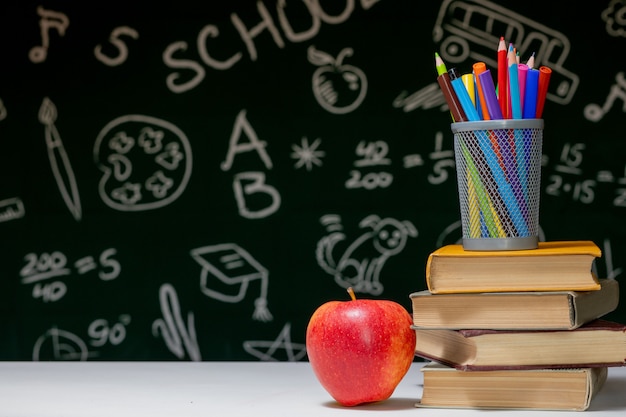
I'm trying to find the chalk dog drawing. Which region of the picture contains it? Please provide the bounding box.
[308,45,367,114]
[316,214,417,295]
[243,322,307,362]
[190,243,273,322]
[602,0,626,38]
[94,115,192,211]
[38,97,82,221]
[152,283,201,361]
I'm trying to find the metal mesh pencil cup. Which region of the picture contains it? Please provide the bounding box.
[451,119,543,251]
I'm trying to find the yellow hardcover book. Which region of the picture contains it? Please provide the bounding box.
[425,240,602,294]
[410,279,619,330]
[417,362,608,411]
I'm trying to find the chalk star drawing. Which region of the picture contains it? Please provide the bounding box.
[290,137,325,171]
[243,322,307,362]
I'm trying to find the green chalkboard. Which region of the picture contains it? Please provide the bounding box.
[1,0,624,361]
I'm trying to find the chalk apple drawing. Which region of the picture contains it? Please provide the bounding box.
[308,45,367,114]
[94,115,192,211]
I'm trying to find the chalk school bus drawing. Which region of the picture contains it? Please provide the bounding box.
[316,214,417,296]
[433,0,579,105]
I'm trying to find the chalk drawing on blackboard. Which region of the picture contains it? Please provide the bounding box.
[291,137,325,171]
[191,243,273,322]
[94,115,192,211]
[392,83,448,113]
[28,6,69,64]
[308,46,367,114]
[221,109,273,171]
[434,0,579,105]
[94,26,139,66]
[584,72,626,122]
[243,322,307,362]
[233,172,281,219]
[0,197,25,223]
[38,97,82,221]
[0,97,6,121]
[602,0,626,37]
[32,326,92,361]
[316,214,417,296]
[152,283,201,361]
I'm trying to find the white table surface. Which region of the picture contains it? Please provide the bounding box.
[0,361,624,416]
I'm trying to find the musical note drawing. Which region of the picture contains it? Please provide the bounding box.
[29,6,70,63]
[584,72,626,122]
[316,214,417,295]
[243,322,307,361]
[152,283,201,361]
[190,243,273,322]
[38,97,82,221]
[32,326,92,361]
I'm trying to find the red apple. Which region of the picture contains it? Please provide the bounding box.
[306,287,416,406]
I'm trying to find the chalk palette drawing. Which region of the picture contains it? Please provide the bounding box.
[38,98,82,221]
[243,322,307,362]
[602,0,626,37]
[94,115,192,211]
[190,243,273,322]
[316,214,418,295]
[0,197,25,223]
[291,137,325,171]
[584,72,626,122]
[94,26,139,67]
[29,6,69,63]
[152,283,201,361]
[308,45,367,114]
[32,326,93,361]
[433,0,579,105]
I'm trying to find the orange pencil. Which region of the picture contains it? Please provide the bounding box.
[497,36,508,118]
[472,62,491,120]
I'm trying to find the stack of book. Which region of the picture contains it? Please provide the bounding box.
[410,240,626,411]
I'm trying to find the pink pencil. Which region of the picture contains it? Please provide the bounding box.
[518,63,529,112]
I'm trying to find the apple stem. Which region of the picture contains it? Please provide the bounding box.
[347,287,356,301]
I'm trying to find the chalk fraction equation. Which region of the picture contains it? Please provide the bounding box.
[544,142,626,207]
[19,248,121,302]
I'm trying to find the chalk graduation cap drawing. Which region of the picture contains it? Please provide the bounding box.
[190,243,272,322]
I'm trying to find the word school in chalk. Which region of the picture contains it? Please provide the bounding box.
[160,0,383,93]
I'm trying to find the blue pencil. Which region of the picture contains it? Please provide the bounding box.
[523,68,539,119]
[448,68,480,121]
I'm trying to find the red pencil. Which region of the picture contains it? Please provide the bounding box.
[536,66,552,118]
[497,36,508,119]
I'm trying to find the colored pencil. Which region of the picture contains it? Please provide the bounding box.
[497,36,508,119]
